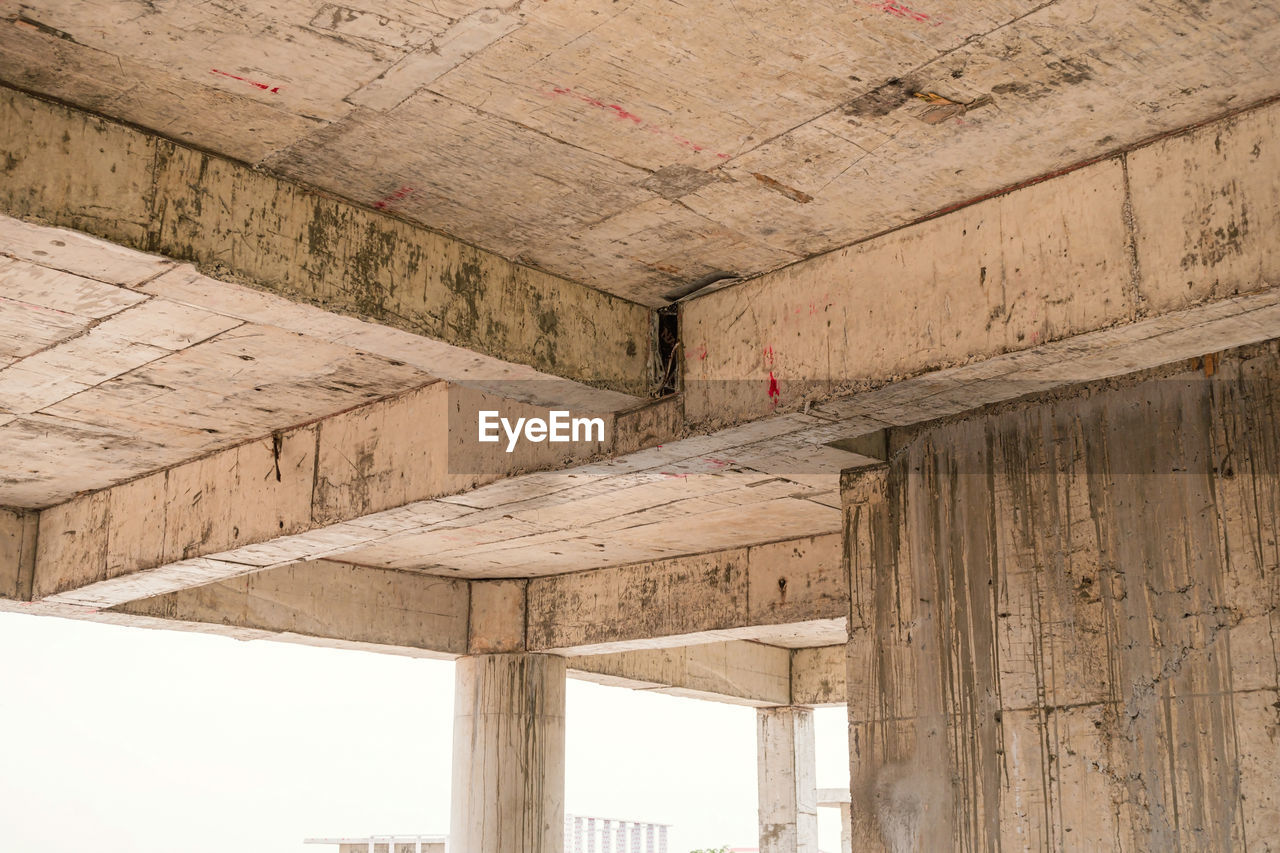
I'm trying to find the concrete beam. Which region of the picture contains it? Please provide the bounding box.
[526,533,845,653]
[102,555,849,708]
[682,97,1280,425]
[790,645,846,707]
[2,380,673,607]
[15,280,1280,619]
[6,206,1280,613]
[113,559,470,656]
[106,535,843,661]
[17,585,821,708]
[0,85,654,393]
[567,641,792,708]
[468,579,528,655]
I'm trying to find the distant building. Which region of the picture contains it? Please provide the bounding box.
[304,836,447,853]
[306,814,670,853]
[565,814,671,852]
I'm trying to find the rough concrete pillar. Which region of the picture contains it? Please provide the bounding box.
[842,352,1280,851]
[757,706,818,853]
[449,653,566,853]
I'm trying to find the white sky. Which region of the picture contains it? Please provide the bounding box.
[0,611,849,852]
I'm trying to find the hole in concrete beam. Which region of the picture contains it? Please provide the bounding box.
[655,306,680,397]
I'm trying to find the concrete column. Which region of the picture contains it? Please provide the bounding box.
[449,653,566,853]
[757,706,818,853]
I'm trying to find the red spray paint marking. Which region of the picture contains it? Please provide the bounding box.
[763,345,775,368]
[546,86,731,160]
[373,186,415,210]
[768,371,780,404]
[866,0,935,24]
[210,68,281,93]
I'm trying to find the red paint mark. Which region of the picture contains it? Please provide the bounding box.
[661,471,688,479]
[706,457,731,468]
[551,86,644,124]
[869,0,932,22]
[768,371,780,404]
[210,68,281,93]
[373,186,415,210]
[698,344,708,361]
[546,86,731,160]
[763,345,775,368]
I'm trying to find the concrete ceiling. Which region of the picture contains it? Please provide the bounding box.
[2,0,1276,306]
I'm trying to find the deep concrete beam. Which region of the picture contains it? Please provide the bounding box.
[99,546,850,708]
[112,559,470,655]
[106,536,846,653]
[0,85,654,393]
[0,380,671,607]
[526,533,845,653]
[682,97,1280,425]
[568,641,792,708]
[4,106,1279,614]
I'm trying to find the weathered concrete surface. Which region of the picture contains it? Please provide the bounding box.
[450,654,566,853]
[19,378,624,604]
[15,261,1280,609]
[844,342,1280,851]
[104,555,832,704]
[526,533,845,653]
[569,640,792,707]
[0,212,647,511]
[791,645,846,708]
[6,122,1280,608]
[20,584,806,705]
[684,98,1280,425]
[117,559,469,654]
[2,1,1277,302]
[0,507,36,601]
[0,87,653,392]
[468,579,528,654]
[758,706,819,853]
[0,215,689,606]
